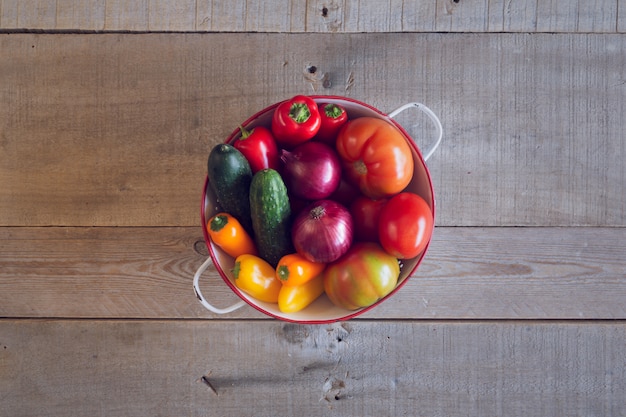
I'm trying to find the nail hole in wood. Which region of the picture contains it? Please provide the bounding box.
[307,65,317,74]
[322,7,328,17]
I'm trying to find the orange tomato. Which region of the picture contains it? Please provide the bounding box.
[275,253,326,287]
[323,242,399,311]
[335,117,414,199]
[207,213,257,258]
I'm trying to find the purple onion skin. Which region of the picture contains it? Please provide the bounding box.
[292,200,354,263]
[281,141,342,200]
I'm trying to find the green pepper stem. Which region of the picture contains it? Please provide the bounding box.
[277,265,290,281]
[209,214,228,232]
[289,102,311,123]
[239,125,252,139]
[231,261,241,279]
[324,103,343,119]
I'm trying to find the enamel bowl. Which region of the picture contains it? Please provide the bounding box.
[194,96,442,323]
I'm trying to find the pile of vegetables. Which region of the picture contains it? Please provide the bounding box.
[206,95,433,314]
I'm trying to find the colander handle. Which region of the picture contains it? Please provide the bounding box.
[388,102,443,162]
[193,257,246,314]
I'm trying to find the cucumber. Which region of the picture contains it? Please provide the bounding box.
[207,143,253,235]
[249,169,294,267]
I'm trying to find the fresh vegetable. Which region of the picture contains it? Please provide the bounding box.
[207,212,258,258]
[350,196,388,243]
[315,102,348,144]
[323,242,399,310]
[232,254,282,303]
[278,274,325,313]
[287,194,310,216]
[291,199,353,264]
[378,192,433,259]
[276,253,326,287]
[281,141,342,200]
[335,117,414,199]
[328,178,361,208]
[249,168,294,267]
[207,144,253,234]
[233,125,280,173]
[271,95,321,148]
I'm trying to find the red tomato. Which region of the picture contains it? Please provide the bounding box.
[378,192,433,259]
[335,117,414,199]
[350,196,388,243]
[323,242,399,310]
[328,178,361,207]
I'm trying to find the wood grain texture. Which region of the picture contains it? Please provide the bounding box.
[2,5,625,416]
[1,319,624,417]
[0,0,624,32]
[1,33,624,227]
[1,227,624,319]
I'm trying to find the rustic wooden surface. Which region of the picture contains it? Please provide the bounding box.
[2,226,625,320]
[1,1,625,416]
[1,0,626,33]
[2,32,625,227]
[2,320,625,416]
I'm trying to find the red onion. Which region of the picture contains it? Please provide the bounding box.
[292,200,354,263]
[281,141,341,200]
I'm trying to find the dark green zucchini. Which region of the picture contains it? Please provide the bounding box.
[207,143,253,235]
[249,169,293,267]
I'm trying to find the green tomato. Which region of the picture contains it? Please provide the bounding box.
[323,242,399,310]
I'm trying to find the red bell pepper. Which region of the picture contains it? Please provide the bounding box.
[271,95,321,148]
[233,125,280,173]
[315,102,348,145]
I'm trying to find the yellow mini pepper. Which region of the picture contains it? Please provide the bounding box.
[278,274,325,313]
[232,254,281,303]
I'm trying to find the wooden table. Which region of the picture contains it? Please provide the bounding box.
[1,2,625,416]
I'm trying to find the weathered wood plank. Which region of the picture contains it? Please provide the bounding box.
[535,0,619,32]
[57,0,106,31]
[619,0,626,32]
[488,0,538,32]
[103,0,148,32]
[1,227,624,319]
[0,0,57,29]
[1,319,624,417]
[0,0,624,32]
[435,0,489,32]
[487,0,619,32]
[1,33,624,227]
[147,0,196,32]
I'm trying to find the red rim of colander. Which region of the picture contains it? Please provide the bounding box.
[200,95,435,324]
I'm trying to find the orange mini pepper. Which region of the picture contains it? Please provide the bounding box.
[275,253,326,287]
[207,212,257,259]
